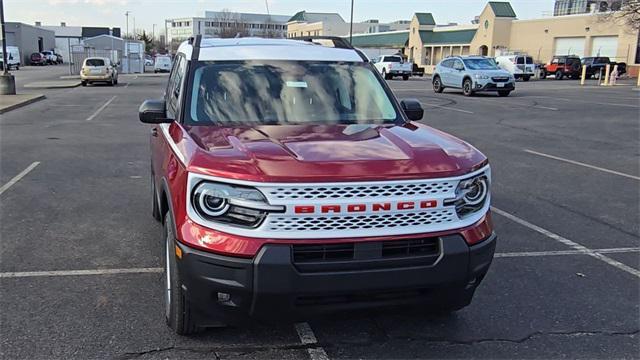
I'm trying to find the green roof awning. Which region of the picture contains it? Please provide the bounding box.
[419,29,477,45]
[346,31,409,48]
[288,11,306,22]
[414,13,436,25]
[489,2,517,17]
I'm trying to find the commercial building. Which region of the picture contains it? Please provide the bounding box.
[3,22,55,65]
[553,0,623,16]
[166,11,289,46]
[38,23,121,63]
[343,1,639,75]
[286,11,410,37]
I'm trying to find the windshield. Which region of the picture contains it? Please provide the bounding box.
[463,58,498,70]
[85,59,105,66]
[156,57,171,64]
[186,61,399,126]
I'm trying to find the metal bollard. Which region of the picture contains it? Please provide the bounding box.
[603,64,611,86]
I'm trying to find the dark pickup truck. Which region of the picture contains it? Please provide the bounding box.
[582,57,626,79]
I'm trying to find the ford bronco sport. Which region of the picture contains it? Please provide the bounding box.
[139,36,496,335]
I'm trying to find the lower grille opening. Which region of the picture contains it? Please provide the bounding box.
[382,238,439,257]
[296,288,431,307]
[293,243,355,263]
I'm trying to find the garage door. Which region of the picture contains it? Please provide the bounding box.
[554,37,586,57]
[591,36,618,57]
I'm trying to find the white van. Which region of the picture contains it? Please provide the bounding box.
[495,54,534,81]
[0,46,21,70]
[154,56,172,73]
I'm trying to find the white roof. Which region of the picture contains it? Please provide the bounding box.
[40,25,82,38]
[177,38,363,62]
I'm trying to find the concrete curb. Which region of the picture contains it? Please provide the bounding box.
[0,94,46,114]
[24,81,81,89]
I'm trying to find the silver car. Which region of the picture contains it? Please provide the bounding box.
[432,56,515,97]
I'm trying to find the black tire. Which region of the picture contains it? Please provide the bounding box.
[523,75,530,82]
[539,69,546,79]
[164,214,199,335]
[151,174,161,222]
[555,70,563,80]
[432,76,444,93]
[81,81,87,87]
[110,77,115,86]
[402,74,409,81]
[114,77,118,85]
[498,90,511,97]
[381,69,387,79]
[462,78,473,96]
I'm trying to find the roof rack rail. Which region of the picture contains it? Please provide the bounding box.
[188,34,203,61]
[291,36,369,62]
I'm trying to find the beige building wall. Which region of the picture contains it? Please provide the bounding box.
[507,14,638,64]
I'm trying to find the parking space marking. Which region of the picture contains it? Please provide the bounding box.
[524,149,640,181]
[532,95,639,108]
[0,162,40,196]
[0,267,162,278]
[492,207,640,278]
[419,101,474,114]
[295,322,330,360]
[86,95,117,121]
[495,247,640,258]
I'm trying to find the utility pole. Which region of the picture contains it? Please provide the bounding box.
[133,17,136,38]
[349,0,354,45]
[0,0,16,95]
[125,11,131,38]
[152,24,156,42]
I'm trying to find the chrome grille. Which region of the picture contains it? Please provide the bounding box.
[266,209,456,232]
[264,181,455,201]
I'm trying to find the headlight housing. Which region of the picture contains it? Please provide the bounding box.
[445,173,490,219]
[191,182,284,228]
[474,74,490,79]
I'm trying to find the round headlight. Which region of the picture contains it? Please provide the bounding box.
[196,187,230,217]
[462,177,488,206]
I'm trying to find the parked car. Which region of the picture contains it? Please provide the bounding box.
[138,36,496,335]
[582,56,626,79]
[154,55,172,73]
[540,55,582,80]
[80,57,118,86]
[41,51,57,65]
[494,54,535,81]
[372,54,412,80]
[145,58,154,66]
[412,63,425,77]
[30,52,47,66]
[432,56,515,97]
[0,46,21,70]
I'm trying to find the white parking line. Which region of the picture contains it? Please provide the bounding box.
[492,207,640,278]
[420,102,474,114]
[0,267,162,278]
[0,162,40,196]
[533,95,639,108]
[86,95,117,121]
[295,322,330,360]
[495,247,640,258]
[524,149,640,181]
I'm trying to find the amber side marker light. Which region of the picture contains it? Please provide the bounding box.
[175,245,183,259]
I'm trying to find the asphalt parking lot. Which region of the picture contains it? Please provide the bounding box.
[0,74,638,359]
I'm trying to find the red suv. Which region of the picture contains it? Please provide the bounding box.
[139,36,496,334]
[540,55,582,80]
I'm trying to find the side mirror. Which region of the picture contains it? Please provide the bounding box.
[400,99,424,121]
[139,99,172,123]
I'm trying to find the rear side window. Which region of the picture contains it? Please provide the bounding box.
[516,57,525,64]
[85,59,105,66]
[526,56,533,64]
[441,59,453,68]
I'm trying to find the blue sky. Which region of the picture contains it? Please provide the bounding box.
[6,0,555,35]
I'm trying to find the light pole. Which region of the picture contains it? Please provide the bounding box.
[152,24,156,42]
[349,0,354,45]
[125,11,131,38]
[0,0,16,95]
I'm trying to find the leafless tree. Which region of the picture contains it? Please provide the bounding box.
[215,9,249,38]
[597,0,640,30]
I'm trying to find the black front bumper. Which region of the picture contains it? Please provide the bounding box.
[176,233,497,326]
[478,82,515,91]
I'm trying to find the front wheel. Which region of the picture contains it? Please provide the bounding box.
[523,75,530,82]
[462,79,474,96]
[433,76,444,93]
[164,214,200,335]
[539,69,546,79]
[498,90,511,97]
[402,74,409,81]
[555,70,563,80]
[81,80,87,87]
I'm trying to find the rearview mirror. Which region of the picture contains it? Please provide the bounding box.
[139,99,172,123]
[400,99,424,121]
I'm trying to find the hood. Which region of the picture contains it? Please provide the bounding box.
[183,122,487,182]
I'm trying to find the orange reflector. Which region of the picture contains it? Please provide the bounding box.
[175,245,183,259]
